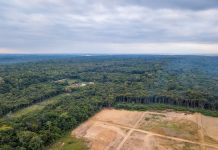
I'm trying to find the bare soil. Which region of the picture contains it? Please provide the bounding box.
[72,109,218,150]
[93,109,143,127]
[138,112,200,141]
[121,131,201,150]
[201,115,218,147]
[73,120,128,150]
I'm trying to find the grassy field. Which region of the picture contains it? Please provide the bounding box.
[47,133,88,150]
[5,94,67,119]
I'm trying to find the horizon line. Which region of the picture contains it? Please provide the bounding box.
[0,53,218,56]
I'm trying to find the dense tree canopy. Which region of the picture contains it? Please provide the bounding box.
[0,55,218,149]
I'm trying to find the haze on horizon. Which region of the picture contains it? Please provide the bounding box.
[0,0,218,55]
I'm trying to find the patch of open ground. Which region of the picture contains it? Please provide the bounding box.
[4,94,66,119]
[121,131,201,150]
[138,111,199,142]
[47,134,88,150]
[201,115,218,147]
[92,109,143,127]
[72,109,218,150]
[73,120,128,150]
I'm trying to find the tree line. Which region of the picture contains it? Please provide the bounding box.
[115,95,218,111]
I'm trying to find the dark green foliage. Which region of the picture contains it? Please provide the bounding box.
[0,83,63,116]
[114,103,218,117]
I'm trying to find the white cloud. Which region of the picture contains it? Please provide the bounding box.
[0,0,217,53]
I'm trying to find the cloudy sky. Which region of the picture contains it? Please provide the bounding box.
[0,0,218,54]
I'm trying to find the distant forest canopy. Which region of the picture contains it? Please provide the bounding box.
[0,54,89,64]
[0,55,218,150]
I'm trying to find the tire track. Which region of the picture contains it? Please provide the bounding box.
[93,118,218,149]
[197,113,205,150]
[116,112,145,150]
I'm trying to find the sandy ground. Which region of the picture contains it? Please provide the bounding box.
[73,120,128,150]
[93,109,143,127]
[72,109,218,150]
[138,111,200,141]
[201,115,218,147]
[121,131,201,150]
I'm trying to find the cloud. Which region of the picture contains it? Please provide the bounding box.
[0,0,217,54]
[124,0,218,10]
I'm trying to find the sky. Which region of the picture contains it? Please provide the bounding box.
[0,0,218,54]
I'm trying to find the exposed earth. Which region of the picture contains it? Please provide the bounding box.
[72,109,218,150]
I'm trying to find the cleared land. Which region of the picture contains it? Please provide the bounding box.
[72,109,218,150]
[4,94,67,119]
[47,134,88,150]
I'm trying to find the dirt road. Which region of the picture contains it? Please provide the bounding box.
[93,119,218,149]
[72,109,218,150]
[116,112,146,150]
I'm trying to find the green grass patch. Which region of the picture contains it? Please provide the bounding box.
[0,124,13,131]
[5,94,67,119]
[47,133,88,150]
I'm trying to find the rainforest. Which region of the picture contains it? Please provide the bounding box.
[0,55,218,150]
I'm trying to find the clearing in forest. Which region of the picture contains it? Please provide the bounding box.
[4,94,67,119]
[72,109,218,150]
